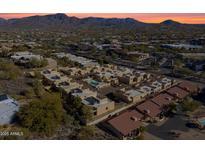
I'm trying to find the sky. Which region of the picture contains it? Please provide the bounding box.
[0,13,205,24]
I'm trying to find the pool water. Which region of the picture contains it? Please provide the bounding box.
[86,79,100,87]
[90,80,99,86]
[199,118,205,126]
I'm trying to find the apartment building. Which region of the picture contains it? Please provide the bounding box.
[115,88,146,104]
[82,96,115,116]
[53,52,99,68]
[11,51,43,65]
[83,78,110,90]
[71,88,97,100]
[160,77,174,89]
[151,81,163,93]
[138,86,153,96]
[41,69,69,85]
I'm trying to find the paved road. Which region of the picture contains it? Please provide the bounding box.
[144,115,205,140]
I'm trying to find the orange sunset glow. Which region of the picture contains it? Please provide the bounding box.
[0,13,205,24]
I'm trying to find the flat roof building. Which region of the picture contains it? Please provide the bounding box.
[11,51,43,64]
[71,88,97,100]
[115,89,146,104]
[82,96,115,116]
[0,94,19,125]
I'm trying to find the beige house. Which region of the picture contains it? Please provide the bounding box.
[71,88,114,116]
[118,74,136,85]
[115,88,146,104]
[93,71,119,85]
[59,67,90,76]
[160,77,174,89]
[82,96,115,116]
[151,81,163,93]
[41,69,68,85]
[138,86,153,96]
[83,78,110,89]
[71,88,97,100]
[57,81,82,94]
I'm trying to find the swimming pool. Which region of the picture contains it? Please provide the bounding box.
[85,78,100,88]
[199,118,205,126]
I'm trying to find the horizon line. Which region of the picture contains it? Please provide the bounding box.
[0,13,205,24]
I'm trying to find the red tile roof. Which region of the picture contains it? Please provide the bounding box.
[166,86,189,99]
[151,93,174,107]
[177,81,198,93]
[136,100,161,118]
[108,110,143,136]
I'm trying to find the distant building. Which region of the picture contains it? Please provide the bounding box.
[161,44,202,50]
[53,52,99,68]
[11,51,43,65]
[0,94,19,125]
[190,38,205,46]
[124,51,150,61]
[189,60,205,71]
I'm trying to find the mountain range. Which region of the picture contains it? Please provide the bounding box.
[0,13,204,30]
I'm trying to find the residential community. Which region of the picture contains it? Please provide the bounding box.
[0,13,205,140]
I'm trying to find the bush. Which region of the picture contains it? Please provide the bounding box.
[28,58,48,68]
[20,89,34,99]
[57,57,74,67]
[0,59,21,80]
[32,79,44,98]
[17,93,63,136]
[181,97,200,112]
[64,96,93,123]
[76,126,95,140]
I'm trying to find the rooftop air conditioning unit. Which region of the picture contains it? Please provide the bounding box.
[174,93,179,97]
[166,97,172,101]
[144,109,150,114]
[130,116,138,121]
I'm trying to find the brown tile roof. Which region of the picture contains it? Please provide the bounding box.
[136,100,162,118]
[166,86,189,99]
[108,110,143,136]
[151,93,174,107]
[177,81,198,93]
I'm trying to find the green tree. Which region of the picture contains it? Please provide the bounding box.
[0,59,21,80]
[181,97,200,112]
[32,79,44,98]
[76,126,95,140]
[80,105,93,121]
[17,93,63,136]
[29,58,48,68]
[64,96,93,123]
